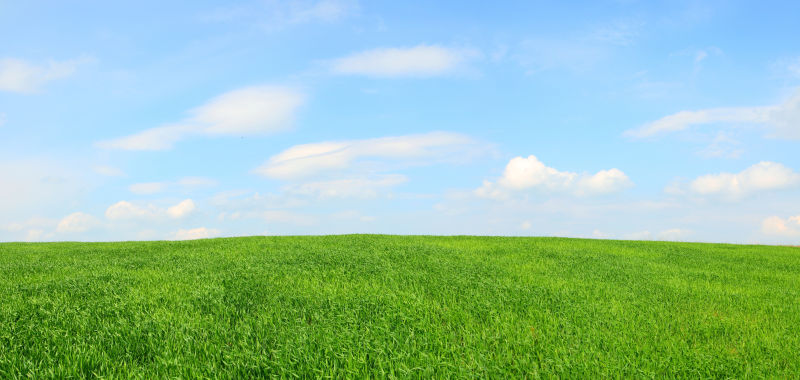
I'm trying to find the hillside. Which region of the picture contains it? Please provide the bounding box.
[1,235,798,377]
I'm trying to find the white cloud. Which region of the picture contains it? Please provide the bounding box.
[625,89,800,139]
[282,174,407,199]
[330,45,477,77]
[678,162,800,200]
[575,169,632,196]
[761,215,800,237]
[696,132,743,158]
[170,227,220,240]
[255,131,480,180]
[105,199,196,220]
[129,182,167,195]
[96,86,304,150]
[167,199,196,218]
[105,201,156,220]
[97,125,192,151]
[56,212,98,233]
[475,155,632,199]
[0,57,88,94]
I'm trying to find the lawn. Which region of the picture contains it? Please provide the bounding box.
[1,235,798,378]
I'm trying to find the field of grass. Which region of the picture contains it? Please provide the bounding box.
[1,235,799,378]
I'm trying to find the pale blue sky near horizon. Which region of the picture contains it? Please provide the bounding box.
[2,0,800,243]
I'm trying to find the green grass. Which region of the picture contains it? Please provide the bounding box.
[1,235,799,378]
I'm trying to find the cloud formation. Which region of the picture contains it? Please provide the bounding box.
[762,215,800,237]
[56,212,98,233]
[166,199,196,218]
[330,45,477,77]
[97,86,304,150]
[625,89,800,139]
[255,132,480,180]
[476,155,632,199]
[0,57,88,93]
[669,161,800,200]
[105,199,197,220]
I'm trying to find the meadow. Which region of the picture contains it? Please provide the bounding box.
[0,235,798,378]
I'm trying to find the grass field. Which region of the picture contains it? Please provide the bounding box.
[1,235,799,378]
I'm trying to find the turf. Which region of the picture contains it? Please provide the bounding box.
[0,235,798,378]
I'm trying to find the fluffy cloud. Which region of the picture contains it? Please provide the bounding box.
[170,227,220,240]
[105,199,196,220]
[105,201,156,220]
[56,212,98,233]
[476,155,632,199]
[625,89,800,139]
[166,199,196,218]
[255,132,480,180]
[762,215,800,237]
[282,174,407,199]
[672,162,800,200]
[0,57,88,93]
[330,45,477,77]
[96,86,304,150]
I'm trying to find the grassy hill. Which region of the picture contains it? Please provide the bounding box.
[1,235,798,378]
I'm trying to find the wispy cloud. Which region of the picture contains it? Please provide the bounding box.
[625,89,800,139]
[515,20,643,73]
[330,45,479,77]
[96,86,305,150]
[93,165,126,177]
[282,174,407,199]
[0,57,90,94]
[696,132,743,159]
[255,131,482,180]
[200,0,358,29]
[128,177,217,195]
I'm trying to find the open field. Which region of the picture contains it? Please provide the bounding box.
[1,235,799,378]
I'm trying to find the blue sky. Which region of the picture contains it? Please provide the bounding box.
[2,0,800,243]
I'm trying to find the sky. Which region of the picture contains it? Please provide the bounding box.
[1,0,800,244]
